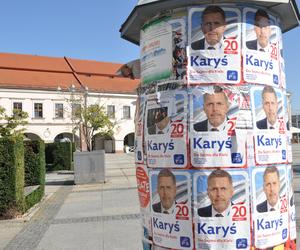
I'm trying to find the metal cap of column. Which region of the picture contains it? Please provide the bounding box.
[120,0,300,45]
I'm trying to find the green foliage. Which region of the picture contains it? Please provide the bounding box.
[25,186,44,211]
[24,140,46,187]
[0,137,25,216]
[0,107,28,137]
[73,102,114,151]
[45,142,72,171]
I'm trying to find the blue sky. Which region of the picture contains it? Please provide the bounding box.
[0,0,299,111]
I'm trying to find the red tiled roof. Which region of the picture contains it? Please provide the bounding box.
[0,52,139,94]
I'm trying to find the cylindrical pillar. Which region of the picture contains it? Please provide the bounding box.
[122,1,299,249]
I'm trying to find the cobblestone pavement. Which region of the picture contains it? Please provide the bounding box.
[1,154,300,249]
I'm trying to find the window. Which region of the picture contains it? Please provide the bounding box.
[107,105,115,119]
[123,106,131,119]
[13,102,22,113]
[34,103,43,118]
[55,103,64,118]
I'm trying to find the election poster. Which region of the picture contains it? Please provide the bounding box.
[190,85,247,168]
[150,169,193,249]
[193,169,250,250]
[140,12,187,85]
[242,7,280,86]
[287,166,297,242]
[145,82,188,168]
[188,6,241,84]
[251,165,289,249]
[250,86,287,164]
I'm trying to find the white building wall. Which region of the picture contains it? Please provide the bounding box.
[0,88,137,152]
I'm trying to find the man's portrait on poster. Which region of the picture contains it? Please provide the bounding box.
[194,86,230,132]
[246,9,273,52]
[256,86,280,130]
[191,5,227,51]
[152,169,177,214]
[256,166,281,213]
[198,169,234,217]
[148,108,171,135]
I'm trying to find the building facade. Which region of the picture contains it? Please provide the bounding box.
[0,52,139,152]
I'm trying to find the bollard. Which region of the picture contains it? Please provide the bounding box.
[121,1,299,249]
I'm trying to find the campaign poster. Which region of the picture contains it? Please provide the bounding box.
[190,85,247,168]
[150,169,193,249]
[287,166,297,242]
[135,94,146,164]
[140,13,187,85]
[250,86,287,164]
[193,169,250,250]
[242,7,280,86]
[251,165,289,249]
[188,6,241,84]
[145,83,187,168]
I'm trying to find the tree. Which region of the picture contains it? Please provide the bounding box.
[74,103,114,152]
[0,107,28,138]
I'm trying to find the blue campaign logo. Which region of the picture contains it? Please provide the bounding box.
[236,238,248,249]
[282,150,286,160]
[227,70,238,81]
[282,229,288,239]
[273,74,279,85]
[137,151,142,161]
[180,236,191,248]
[231,153,242,163]
[174,154,184,165]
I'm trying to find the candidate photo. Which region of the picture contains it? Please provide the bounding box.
[147,107,170,135]
[190,5,240,52]
[256,166,282,213]
[255,86,282,130]
[194,86,230,132]
[246,9,273,52]
[197,169,234,217]
[152,169,177,214]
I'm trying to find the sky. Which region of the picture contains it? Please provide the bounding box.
[0,0,299,112]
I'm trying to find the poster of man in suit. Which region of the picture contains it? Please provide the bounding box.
[242,7,280,85]
[193,169,250,249]
[150,169,193,249]
[188,5,241,84]
[251,165,289,249]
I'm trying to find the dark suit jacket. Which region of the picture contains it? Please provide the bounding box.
[191,38,205,50]
[197,204,213,217]
[246,39,258,50]
[194,119,208,132]
[148,125,156,135]
[256,117,268,129]
[152,202,176,213]
[194,118,228,132]
[198,203,233,217]
[152,202,162,213]
[256,200,268,213]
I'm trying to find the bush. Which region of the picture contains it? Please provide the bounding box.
[45,142,72,171]
[0,137,25,216]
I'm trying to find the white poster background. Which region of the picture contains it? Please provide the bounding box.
[145,85,187,168]
[141,16,173,84]
[242,7,280,86]
[188,7,241,84]
[193,170,250,250]
[251,165,289,249]
[150,170,193,249]
[190,86,247,168]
